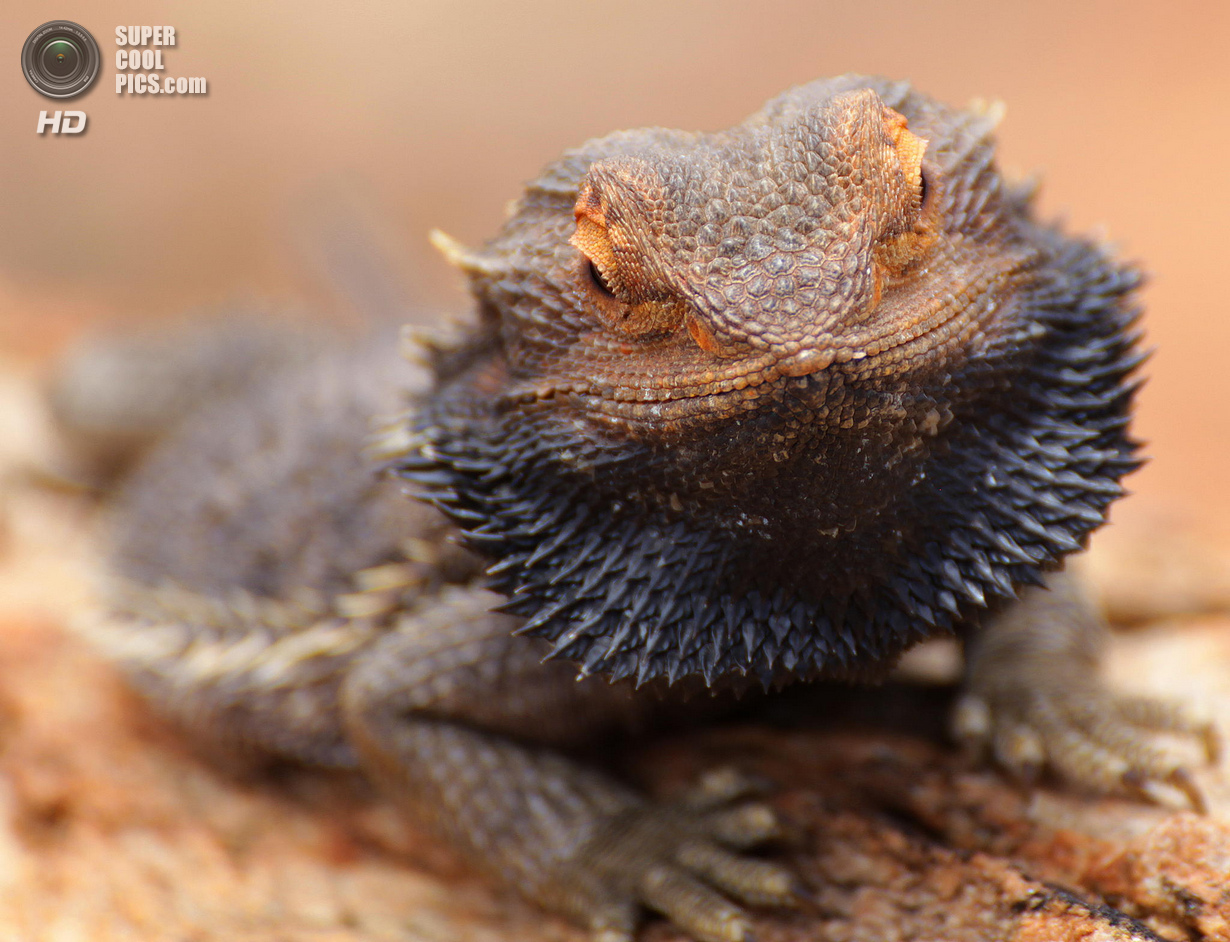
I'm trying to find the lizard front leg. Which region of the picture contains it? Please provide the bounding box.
[954,569,1218,809]
[340,586,796,942]
[83,334,791,941]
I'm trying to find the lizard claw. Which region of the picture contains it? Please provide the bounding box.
[1123,765,1208,815]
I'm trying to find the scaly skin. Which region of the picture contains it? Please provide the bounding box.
[80,76,1215,942]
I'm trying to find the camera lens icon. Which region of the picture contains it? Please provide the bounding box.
[22,21,100,99]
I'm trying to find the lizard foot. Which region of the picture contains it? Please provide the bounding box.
[552,767,798,942]
[954,675,1218,812]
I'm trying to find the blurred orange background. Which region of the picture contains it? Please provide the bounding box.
[1,0,1227,524]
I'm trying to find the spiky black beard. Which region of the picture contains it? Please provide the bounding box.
[393,234,1143,691]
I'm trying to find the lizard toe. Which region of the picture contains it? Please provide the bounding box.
[639,863,753,942]
[989,718,1046,787]
[584,898,638,942]
[1113,694,1220,764]
[681,766,772,810]
[675,839,798,907]
[701,801,784,849]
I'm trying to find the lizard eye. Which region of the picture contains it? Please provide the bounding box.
[572,181,628,303]
[570,166,687,340]
[586,258,617,299]
[882,107,930,217]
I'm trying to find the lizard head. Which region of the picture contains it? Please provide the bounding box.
[444,84,984,430]
[497,85,941,406]
[397,76,1143,689]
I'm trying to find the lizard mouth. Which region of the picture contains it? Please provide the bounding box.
[497,297,986,410]
[499,358,783,407]
[498,331,841,408]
